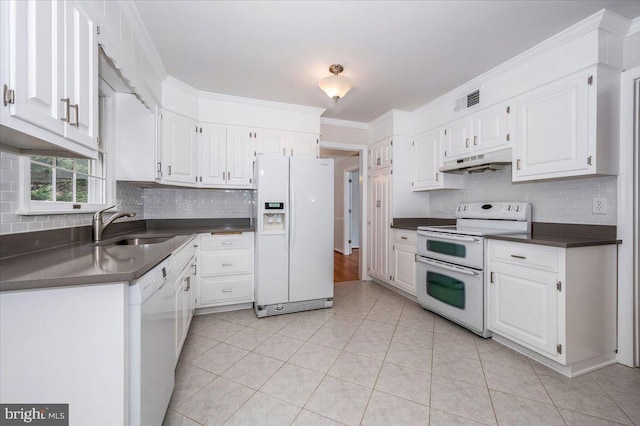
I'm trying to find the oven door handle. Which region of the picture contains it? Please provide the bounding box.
[416,256,481,276]
[417,231,481,243]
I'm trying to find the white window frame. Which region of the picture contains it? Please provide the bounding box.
[17,97,115,215]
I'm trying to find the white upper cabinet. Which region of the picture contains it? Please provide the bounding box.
[225,127,253,187]
[473,102,511,154]
[9,0,65,136]
[254,130,318,158]
[254,129,287,156]
[411,128,463,191]
[513,70,594,181]
[199,124,227,186]
[288,132,318,157]
[443,117,473,159]
[162,110,197,185]
[369,137,393,170]
[62,0,98,149]
[1,0,98,157]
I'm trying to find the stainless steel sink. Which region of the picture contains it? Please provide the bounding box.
[112,237,172,246]
[94,235,174,246]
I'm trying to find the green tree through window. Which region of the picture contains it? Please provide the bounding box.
[30,155,105,204]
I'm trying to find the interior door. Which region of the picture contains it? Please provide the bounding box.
[10,0,65,136]
[289,157,334,302]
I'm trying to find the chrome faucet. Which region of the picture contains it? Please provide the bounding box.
[93,205,136,241]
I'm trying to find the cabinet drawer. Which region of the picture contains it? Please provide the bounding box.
[201,233,253,250]
[201,252,252,276]
[394,229,417,245]
[201,276,253,305]
[489,240,561,273]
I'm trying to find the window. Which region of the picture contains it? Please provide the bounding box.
[30,155,106,205]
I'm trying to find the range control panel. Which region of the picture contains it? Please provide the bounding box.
[455,202,531,221]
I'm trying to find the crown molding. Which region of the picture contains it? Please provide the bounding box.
[415,8,631,114]
[320,117,369,129]
[122,0,168,79]
[628,16,640,37]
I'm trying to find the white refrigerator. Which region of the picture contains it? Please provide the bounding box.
[254,154,334,317]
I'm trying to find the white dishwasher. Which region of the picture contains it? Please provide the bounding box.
[129,256,175,426]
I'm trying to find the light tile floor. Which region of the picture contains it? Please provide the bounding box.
[164,280,640,426]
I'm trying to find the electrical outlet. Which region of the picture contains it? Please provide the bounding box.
[592,197,607,214]
[182,200,190,212]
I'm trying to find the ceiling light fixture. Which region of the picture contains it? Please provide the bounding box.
[318,64,353,102]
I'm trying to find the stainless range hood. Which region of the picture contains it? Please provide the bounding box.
[440,148,512,174]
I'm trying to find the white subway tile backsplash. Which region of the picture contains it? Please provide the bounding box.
[142,187,253,219]
[429,166,617,225]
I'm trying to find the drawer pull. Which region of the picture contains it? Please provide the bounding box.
[222,263,233,267]
[222,241,233,245]
[401,236,408,240]
[510,254,526,260]
[222,288,233,293]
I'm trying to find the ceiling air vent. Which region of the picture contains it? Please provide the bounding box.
[454,89,480,112]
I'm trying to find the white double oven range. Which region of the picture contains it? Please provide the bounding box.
[416,202,531,337]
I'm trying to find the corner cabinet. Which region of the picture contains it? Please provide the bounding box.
[1,0,99,157]
[513,66,618,182]
[487,239,617,376]
[411,128,463,191]
[368,166,392,282]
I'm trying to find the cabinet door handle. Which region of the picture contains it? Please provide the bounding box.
[435,172,439,181]
[377,158,381,165]
[60,98,70,122]
[282,147,285,156]
[376,200,381,207]
[516,159,521,170]
[465,138,469,147]
[227,171,231,181]
[168,165,172,175]
[473,136,478,146]
[192,264,197,275]
[291,148,293,156]
[510,254,526,260]
[70,104,79,127]
[222,288,233,293]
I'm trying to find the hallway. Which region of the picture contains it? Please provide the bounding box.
[334,249,359,283]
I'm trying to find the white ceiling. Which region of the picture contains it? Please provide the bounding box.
[134,1,640,123]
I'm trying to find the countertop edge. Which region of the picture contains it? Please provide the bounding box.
[1,227,255,292]
[485,234,622,248]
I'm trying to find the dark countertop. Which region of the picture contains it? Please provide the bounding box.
[0,219,254,292]
[485,222,620,248]
[391,217,456,230]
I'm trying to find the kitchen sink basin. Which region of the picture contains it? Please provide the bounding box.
[94,235,174,247]
[112,237,172,246]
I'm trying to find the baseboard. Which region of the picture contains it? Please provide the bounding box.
[492,334,618,378]
[195,302,253,315]
[334,248,344,254]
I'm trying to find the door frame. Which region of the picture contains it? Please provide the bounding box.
[320,140,369,281]
[343,166,360,255]
[617,65,640,367]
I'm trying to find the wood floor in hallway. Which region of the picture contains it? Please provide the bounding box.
[334,249,359,283]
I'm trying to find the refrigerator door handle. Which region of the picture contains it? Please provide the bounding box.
[290,177,295,251]
[284,182,289,252]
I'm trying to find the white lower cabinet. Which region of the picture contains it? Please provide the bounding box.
[391,229,417,296]
[174,257,195,360]
[487,239,617,376]
[196,232,255,308]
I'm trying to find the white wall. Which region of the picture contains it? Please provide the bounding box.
[429,166,617,225]
[333,156,359,252]
[623,32,640,70]
[320,123,369,145]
